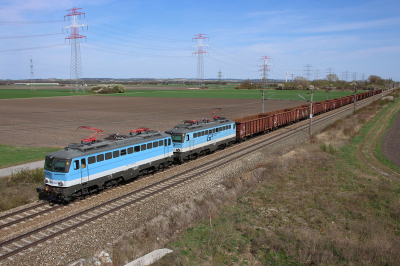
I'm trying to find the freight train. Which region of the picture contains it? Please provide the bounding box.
[37,90,383,203]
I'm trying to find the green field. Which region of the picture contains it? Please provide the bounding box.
[0,145,60,169]
[0,89,87,99]
[0,87,363,102]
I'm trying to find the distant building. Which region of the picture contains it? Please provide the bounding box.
[14,83,60,86]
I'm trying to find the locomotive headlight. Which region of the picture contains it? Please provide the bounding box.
[58,181,64,186]
[44,179,49,184]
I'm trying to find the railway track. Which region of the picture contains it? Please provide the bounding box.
[0,94,385,261]
[0,203,62,231]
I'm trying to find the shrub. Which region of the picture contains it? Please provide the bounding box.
[89,84,125,94]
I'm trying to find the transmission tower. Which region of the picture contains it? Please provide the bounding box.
[303,64,313,80]
[352,72,358,81]
[361,73,365,82]
[191,34,210,88]
[30,56,35,92]
[218,69,222,89]
[326,67,334,75]
[259,56,271,89]
[344,71,350,82]
[315,69,319,80]
[63,7,87,93]
[291,73,294,82]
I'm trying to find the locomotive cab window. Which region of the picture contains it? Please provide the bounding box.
[54,160,66,172]
[73,160,79,170]
[168,139,171,145]
[44,158,52,170]
[172,135,183,143]
[81,158,86,169]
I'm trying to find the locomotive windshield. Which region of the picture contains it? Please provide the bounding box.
[44,158,52,170]
[171,134,184,143]
[44,157,71,173]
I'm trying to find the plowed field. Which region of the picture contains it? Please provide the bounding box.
[0,96,305,147]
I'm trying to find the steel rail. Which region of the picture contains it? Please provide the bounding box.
[0,202,48,221]
[0,93,384,261]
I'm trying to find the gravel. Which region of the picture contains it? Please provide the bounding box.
[0,95,381,266]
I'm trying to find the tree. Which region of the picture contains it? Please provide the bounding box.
[235,79,261,90]
[368,75,383,85]
[294,76,309,90]
[325,74,339,82]
[324,84,335,100]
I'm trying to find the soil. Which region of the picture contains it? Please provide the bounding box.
[0,96,305,147]
[382,110,400,167]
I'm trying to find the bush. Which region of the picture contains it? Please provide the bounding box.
[89,84,125,94]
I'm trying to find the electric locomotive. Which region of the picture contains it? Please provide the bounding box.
[165,116,236,163]
[36,127,173,203]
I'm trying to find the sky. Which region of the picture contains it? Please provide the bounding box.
[0,0,399,81]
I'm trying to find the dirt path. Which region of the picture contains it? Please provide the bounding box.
[382,109,400,168]
[357,100,400,179]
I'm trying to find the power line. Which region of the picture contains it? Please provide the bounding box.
[0,33,64,39]
[0,20,64,25]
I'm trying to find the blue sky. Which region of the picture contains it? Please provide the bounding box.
[0,0,399,81]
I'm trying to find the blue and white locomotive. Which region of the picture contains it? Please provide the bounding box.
[165,116,236,162]
[37,128,174,202]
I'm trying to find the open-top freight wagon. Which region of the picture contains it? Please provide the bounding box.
[234,90,382,140]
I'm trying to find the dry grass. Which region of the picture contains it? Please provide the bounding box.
[110,96,400,265]
[0,168,43,211]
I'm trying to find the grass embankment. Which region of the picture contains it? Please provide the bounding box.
[0,168,44,211]
[0,87,360,101]
[0,145,59,169]
[0,145,59,211]
[112,94,400,265]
